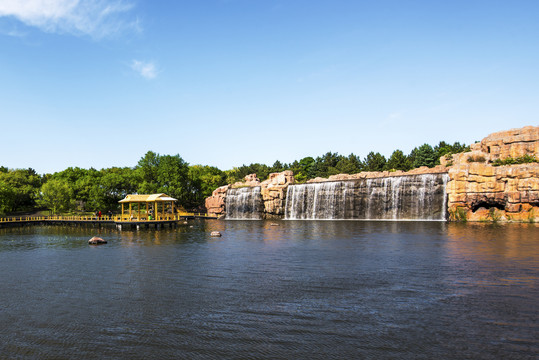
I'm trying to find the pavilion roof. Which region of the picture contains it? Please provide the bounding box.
[118,193,177,203]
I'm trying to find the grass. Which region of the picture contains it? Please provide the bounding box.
[488,208,502,222]
[450,206,468,222]
[492,155,538,166]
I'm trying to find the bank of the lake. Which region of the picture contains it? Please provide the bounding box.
[0,220,537,359]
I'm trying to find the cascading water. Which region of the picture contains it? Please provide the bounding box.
[285,173,450,220]
[285,182,345,220]
[225,187,263,219]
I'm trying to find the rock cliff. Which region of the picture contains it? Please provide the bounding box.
[205,185,228,217]
[260,170,295,218]
[446,126,539,222]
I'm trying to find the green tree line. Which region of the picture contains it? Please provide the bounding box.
[0,141,467,215]
[225,141,468,183]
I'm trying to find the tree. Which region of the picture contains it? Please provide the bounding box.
[85,167,139,211]
[52,167,99,209]
[189,165,226,199]
[0,168,41,212]
[312,152,342,178]
[411,144,437,168]
[434,141,469,164]
[385,149,411,171]
[270,160,285,173]
[290,157,315,183]
[336,153,364,174]
[0,179,16,215]
[364,152,387,172]
[38,179,74,214]
[135,152,191,207]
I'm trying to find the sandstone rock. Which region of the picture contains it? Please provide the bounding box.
[260,170,296,216]
[88,236,107,245]
[478,125,539,161]
[230,174,261,189]
[446,126,539,222]
[205,185,228,217]
[244,174,260,183]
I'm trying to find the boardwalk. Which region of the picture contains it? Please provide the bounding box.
[0,213,218,230]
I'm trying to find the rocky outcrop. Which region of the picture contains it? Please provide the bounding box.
[205,185,228,217]
[260,170,295,218]
[471,125,539,161]
[231,174,260,188]
[88,236,107,245]
[446,126,539,222]
[307,165,448,183]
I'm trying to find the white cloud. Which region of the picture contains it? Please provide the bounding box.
[131,60,157,80]
[0,0,139,38]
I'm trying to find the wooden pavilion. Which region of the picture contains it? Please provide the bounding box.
[118,193,177,221]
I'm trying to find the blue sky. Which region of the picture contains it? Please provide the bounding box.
[1,0,537,174]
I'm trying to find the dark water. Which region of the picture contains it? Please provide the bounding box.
[0,221,537,359]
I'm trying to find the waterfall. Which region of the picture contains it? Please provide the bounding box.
[285,182,344,220]
[225,187,263,219]
[284,173,450,220]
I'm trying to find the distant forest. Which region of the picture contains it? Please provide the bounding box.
[0,141,468,215]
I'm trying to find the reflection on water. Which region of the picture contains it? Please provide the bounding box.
[0,221,537,359]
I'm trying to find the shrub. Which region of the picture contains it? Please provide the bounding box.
[488,208,501,222]
[450,206,468,222]
[467,155,486,163]
[492,155,538,166]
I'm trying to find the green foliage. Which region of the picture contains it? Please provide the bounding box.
[336,154,364,174]
[411,144,436,168]
[224,163,271,184]
[434,141,469,164]
[487,208,502,222]
[385,149,411,171]
[312,152,341,178]
[364,152,386,172]
[492,155,538,166]
[0,168,41,213]
[188,165,227,209]
[290,157,316,183]
[0,179,16,215]
[38,179,74,214]
[270,160,285,173]
[136,151,191,207]
[449,206,468,222]
[52,166,139,212]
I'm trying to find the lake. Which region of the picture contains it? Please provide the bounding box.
[0,221,537,359]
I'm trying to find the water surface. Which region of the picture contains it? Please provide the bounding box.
[0,221,537,359]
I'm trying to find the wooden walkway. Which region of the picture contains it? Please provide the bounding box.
[0,213,218,230]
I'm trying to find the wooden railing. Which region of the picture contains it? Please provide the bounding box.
[0,213,217,223]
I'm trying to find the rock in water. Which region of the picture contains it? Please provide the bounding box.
[210,231,222,237]
[88,236,107,245]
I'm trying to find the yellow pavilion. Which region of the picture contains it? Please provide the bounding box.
[118,193,177,221]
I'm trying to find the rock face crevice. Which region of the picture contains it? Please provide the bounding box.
[446,126,539,222]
